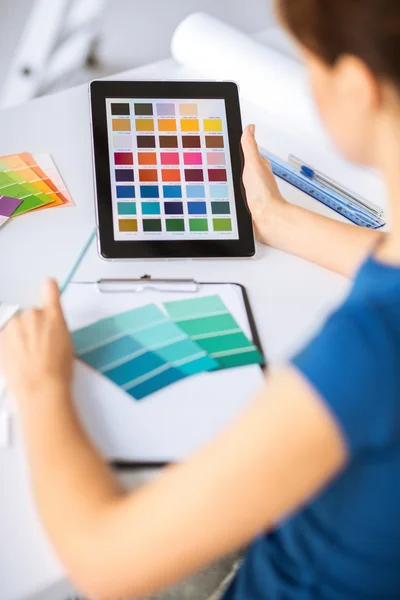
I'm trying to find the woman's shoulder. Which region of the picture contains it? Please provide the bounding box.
[292,286,400,455]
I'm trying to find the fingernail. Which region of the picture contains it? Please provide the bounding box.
[249,124,255,135]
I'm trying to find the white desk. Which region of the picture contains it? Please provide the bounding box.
[0,58,386,600]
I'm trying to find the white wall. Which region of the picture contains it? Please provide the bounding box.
[98,0,276,73]
[0,0,275,97]
[0,0,33,87]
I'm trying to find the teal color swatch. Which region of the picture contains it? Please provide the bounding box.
[72,296,263,401]
[164,295,264,369]
[72,304,217,400]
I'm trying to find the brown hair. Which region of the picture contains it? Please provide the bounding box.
[278,0,400,89]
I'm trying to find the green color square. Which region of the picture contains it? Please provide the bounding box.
[117,202,136,216]
[143,219,162,232]
[13,195,48,214]
[179,313,239,338]
[165,295,227,320]
[192,331,252,355]
[166,219,185,232]
[213,218,232,232]
[3,167,49,202]
[218,348,264,369]
[0,162,52,215]
[0,172,12,186]
[189,218,208,232]
[211,202,230,215]
[1,183,26,199]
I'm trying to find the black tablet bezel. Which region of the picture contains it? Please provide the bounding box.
[90,80,255,259]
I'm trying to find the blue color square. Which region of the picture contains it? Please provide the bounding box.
[154,340,217,376]
[142,202,161,215]
[165,202,184,215]
[188,201,207,215]
[186,185,205,199]
[210,185,229,199]
[106,352,165,387]
[163,185,182,199]
[179,354,217,376]
[140,185,159,198]
[82,335,144,371]
[73,320,120,354]
[128,367,185,400]
[116,185,135,198]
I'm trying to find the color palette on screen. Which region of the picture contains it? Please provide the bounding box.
[106,98,239,242]
[72,295,263,400]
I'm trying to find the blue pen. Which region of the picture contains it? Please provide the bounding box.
[59,228,97,294]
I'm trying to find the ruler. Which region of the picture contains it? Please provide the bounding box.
[260,149,386,229]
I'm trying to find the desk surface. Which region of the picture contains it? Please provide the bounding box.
[0,57,385,600]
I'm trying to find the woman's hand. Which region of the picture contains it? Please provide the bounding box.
[241,124,288,245]
[0,279,73,403]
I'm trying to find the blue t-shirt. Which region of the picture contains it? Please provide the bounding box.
[224,256,400,599]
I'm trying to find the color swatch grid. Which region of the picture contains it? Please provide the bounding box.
[72,295,264,400]
[0,152,73,228]
[106,98,239,242]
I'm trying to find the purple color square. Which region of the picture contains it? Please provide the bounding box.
[0,196,23,217]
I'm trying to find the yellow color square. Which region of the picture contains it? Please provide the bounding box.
[204,119,223,132]
[119,219,138,232]
[135,119,155,132]
[180,119,200,132]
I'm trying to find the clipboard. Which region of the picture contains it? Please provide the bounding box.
[62,277,266,468]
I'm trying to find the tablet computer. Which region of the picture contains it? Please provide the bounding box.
[90,80,255,259]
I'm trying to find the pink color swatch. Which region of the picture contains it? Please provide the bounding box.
[184,152,203,166]
[207,152,226,166]
[161,152,180,165]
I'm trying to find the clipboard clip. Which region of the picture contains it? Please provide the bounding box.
[97,276,199,294]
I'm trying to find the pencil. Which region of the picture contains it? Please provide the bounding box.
[59,228,97,294]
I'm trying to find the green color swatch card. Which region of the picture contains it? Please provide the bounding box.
[0,160,52,214]
[164,295,264,369]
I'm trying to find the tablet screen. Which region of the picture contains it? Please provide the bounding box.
[106,98,239,242]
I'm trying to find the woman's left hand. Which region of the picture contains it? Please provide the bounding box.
[0,279,74,403]
[241,124,288,245]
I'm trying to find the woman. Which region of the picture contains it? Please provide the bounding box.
[1,1,399,598]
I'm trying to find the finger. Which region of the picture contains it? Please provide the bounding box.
[42,279,63,314]
[241,125,261,163]
[1,312,25,348]
[20,308,43,330]
[3,312,22,334]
